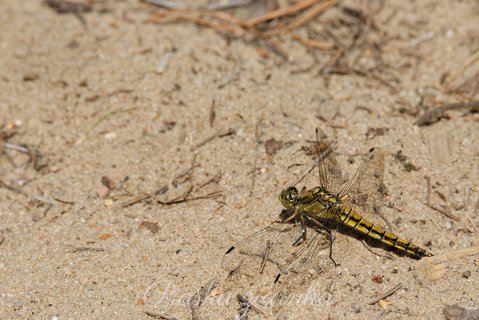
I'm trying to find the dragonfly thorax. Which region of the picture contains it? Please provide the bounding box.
[311,186,340,206]
[280,186,340,209]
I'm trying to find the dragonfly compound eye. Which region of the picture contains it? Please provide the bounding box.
[279,187,298,208]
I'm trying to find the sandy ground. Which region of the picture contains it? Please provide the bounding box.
[1,0,478,319]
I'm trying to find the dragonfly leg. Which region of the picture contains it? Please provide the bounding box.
[292,217,307,246]
[326,229,338,267]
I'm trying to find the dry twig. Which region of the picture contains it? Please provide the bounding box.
[192,128,236,150]
[414,101,479,126]
[368,283,402,305]
[145,311,178,320]
[145,0,257,11]
[443,50,479,86]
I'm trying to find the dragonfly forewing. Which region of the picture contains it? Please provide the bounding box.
[222,219,330,291]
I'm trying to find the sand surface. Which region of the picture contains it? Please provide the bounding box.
[1,1,478,319]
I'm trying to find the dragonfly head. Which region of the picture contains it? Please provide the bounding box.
[279,186,298,209]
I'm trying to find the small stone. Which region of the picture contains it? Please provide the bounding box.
[462,270,471,279]
[378,299,391,309]
[351,302,361,313]
[209,287,221,297]
[139,221,159,233]
[104,132,117,140]
[23,73,39,81]
[97,185,110,199]
[99,233,113,240]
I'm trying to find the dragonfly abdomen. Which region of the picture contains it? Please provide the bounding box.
[338,206,432,259]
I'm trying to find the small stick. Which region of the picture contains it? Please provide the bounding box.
[245,0,321,27]
[192,128,235,150]
[119,193,151,209]
[53,197,75,205]
[195,172,222,191]
[376,211,394,234]
[145,311,178,320]
[0,179,25,195]
[171,154,198,186]
[426,203,461,222]
[443,50,479,85]
[89,108,133,130]
[3,143,30,153]
[44,0,92,13]
[159,185,194,204]
[209,99,216,127]
[144,0,257,11]
[368,283,402,305]
[425,176,461,221]
[70,247,105,253]
[414,101,479,126]
[254,38,289,60]
[429,217,442,231]
[158,190,222,206]
[467,216,478,233]
[283,0,340,31]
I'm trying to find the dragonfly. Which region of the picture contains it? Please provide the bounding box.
[222,130,433,290]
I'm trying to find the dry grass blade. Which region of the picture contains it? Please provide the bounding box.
[417,246,479,281]
[283,0,340,31]
[145,0,256,11]
[420,246,479,265]
[44,0,92,14]
[193,128,236,150]
[0,179,26,195]
[244,0,322,27]
[368,283,402,305]
[118,193,151,209]
[443,50,479,86]
[426,203,461,222]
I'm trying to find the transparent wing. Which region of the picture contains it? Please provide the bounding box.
[222,221,294,277]
[274,223,331,296]
[297,127,345,193]
[222,219,331,292]
[338,147,387,217]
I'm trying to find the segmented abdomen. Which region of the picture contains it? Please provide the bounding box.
[338,206,432,259]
